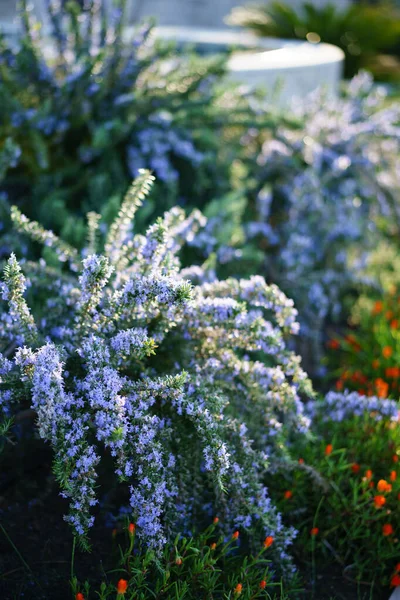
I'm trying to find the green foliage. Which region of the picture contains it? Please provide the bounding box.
[268,409,400,593]
[227,1,400,78]
[71,522,299,599]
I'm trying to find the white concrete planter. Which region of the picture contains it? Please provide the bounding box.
[154,27,345,101]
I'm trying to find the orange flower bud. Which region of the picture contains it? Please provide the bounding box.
[373,301,383,315]
[263,536,274,548]
[117,579,128,595]
[383,346,393,359]
[351,463,360,474]
[284,490,293,500]
[213,517,219,524]
[390,471,397,482]
[310,527,319,536]
[325,444,333,456]
[232,531,239,540]
[393,455,399,463]
[298,458,304,464]
[327,339,340,350]
[175,557,182,566]
[383,523,394,536]
[260,580,267,589]
[365,469,373,479]
[210,542,217,550]
[76,594,84,600]
[234,583,243,595]
[374,495,386,508]
[128,523,135,536]
[391,320,399,330]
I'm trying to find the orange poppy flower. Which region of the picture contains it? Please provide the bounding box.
[351,463,360,474]
[394,455,399,463]
[76,594,84,600]
[391,320,399,330]
[365,469,373,479]
[386,367,400,379]
[377,479,392,493]
[263,536,274,548]
[383,524,394,536]
[374,495,386,508]
[310,527,319,536]
[284,490,293,499]
[375,378,389,398]
[117,579,128,595]
[373,301,383,315]
[260,580,267,589]
[390,471,397,482]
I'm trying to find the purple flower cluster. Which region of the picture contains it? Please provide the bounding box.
[308,390,399,424]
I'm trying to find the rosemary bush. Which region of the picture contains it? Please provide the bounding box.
[205,73,400,371]
[0,171,313,575]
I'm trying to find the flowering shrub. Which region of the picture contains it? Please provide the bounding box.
[0,0,243,244]
[0,171,312,575]
[71,520,298,600]
[266,391,400,593]
[204,72,400,371]
[328,290,400,399]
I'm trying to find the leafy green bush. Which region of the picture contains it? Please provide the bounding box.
[227,1,400,78]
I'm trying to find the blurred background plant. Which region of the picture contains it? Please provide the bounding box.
[0,0,264,249]
[326,239,400,399]
[227,0,400,80]
[198,72,400,374]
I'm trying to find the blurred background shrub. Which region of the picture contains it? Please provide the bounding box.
[199,73,400,373]
[227,0,400,79]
